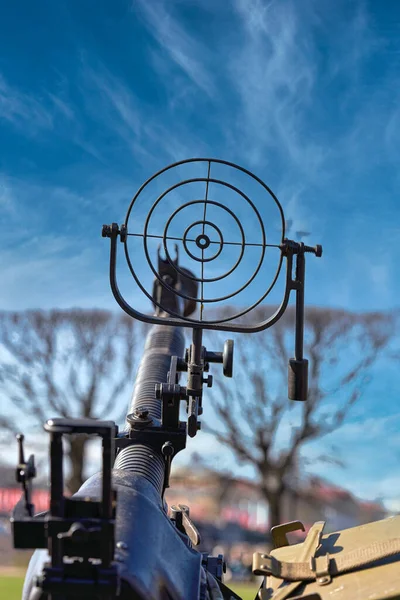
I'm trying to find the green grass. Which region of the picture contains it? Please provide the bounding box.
[0,576,24,599]
[0,576,258,599]
[231,583,258,599]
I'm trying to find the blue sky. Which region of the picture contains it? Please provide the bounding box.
[1,0,400,509]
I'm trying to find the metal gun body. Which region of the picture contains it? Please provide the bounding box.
[13,157,321,600]
[77,471,202,599]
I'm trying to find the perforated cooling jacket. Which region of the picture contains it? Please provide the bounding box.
[114,325,185,495]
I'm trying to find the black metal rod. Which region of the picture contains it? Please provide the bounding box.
[295,252,305,360]
[192,328,203,365]
[50,433,64,518]
[17,434,25,464]
[186,328,204,436]
[49,432,64,568]
[109,229,293,331]
[204,351,223,364]
[101,430,114,567]
[102,433,113,520]
[127,232,281,248]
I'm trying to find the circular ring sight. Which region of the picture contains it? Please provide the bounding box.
[112,158,292,333]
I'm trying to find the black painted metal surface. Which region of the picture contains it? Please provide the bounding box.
[80,471,202,600]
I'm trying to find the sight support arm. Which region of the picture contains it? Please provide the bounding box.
[103,219,321,403]
[281,240,322,401]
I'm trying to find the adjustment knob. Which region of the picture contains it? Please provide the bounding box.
[203,375,213,388]
[223,340,234,378]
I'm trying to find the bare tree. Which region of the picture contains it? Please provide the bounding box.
[205,306,396,527]
[0,309,141,493]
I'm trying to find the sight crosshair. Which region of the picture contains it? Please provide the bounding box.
[102,157,321,332]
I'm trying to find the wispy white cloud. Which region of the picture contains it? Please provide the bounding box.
[133,0,217,98]
[384,102,400,163]
[0,73,83,135]
[81,59,208,165]
[0,173,124,309]
[0,74,54,131]
[84,65,142,140]
[0,170,184,311]
[325,3,380,84]
[301,412,400,507]
[0,71,106,162]
[225,0,400,187]
[0,233,111,311]
[324,413,400,443]
[0,175,17,217]
[228,0,326,172]
[47,93,76,122]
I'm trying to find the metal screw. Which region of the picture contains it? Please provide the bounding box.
[303,244,323,257]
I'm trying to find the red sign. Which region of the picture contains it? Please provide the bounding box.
[0,488,49,515]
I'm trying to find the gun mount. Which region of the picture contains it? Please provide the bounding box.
[12,420,118,598]
[12,157,322,600]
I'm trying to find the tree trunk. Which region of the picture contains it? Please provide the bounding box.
[66,435,86,494]
[268,491,283,528]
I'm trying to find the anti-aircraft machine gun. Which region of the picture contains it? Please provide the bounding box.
[11,158,324,599]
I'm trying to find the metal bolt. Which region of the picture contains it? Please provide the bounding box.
[162,441,174,457]
[127,410,152,429]
[120,224,127,243]
[102,224,112,238]
[135,408,149,419]
[116,541,128,550]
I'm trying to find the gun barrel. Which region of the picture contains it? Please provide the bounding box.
[113,324,184,495]
[128,324,185,421]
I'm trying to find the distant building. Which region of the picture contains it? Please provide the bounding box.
[0,488,49,516]
[166,466,388,545]
[0,464,387,552]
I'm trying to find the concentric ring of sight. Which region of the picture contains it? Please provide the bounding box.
[183,220,223,262]
[124,158,285,325]
[162,200,246,284]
